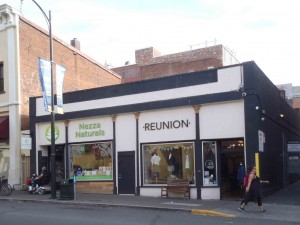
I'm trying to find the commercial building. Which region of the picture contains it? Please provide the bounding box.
[30,61,300,199]
[0,4,121,188]
[277,83,300,181]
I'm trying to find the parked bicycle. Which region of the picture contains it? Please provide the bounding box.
[0,176,12,196]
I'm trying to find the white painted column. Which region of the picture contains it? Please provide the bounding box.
[1,6,22,187]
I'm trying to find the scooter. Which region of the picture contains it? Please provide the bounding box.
[28,174,51,195]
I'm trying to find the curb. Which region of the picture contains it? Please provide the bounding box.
[191,209,236,218]
[0,197,191,213]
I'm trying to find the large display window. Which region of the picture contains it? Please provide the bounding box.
[70,141,113,181]
[142,142,195,185]
[202,141,218,186]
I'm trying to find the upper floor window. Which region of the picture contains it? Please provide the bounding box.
[0,63,4,93]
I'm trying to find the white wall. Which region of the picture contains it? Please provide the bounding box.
[201,187,220,200]
[35,66,243,117]
[115,114,136,152]
[200,101,245,139]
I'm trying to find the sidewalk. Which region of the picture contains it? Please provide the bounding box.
[1,181,300,223]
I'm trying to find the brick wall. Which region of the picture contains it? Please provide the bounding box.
[140,58,222,80]
[113,45,225,83]
[136,45,223,66]
[292,98,300,110]
[19,18,121,130]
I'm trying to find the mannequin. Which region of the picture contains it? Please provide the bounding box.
[167,152,176,176]
[151,153,161,183]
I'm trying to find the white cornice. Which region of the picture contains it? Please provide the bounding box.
[0,4,18,30]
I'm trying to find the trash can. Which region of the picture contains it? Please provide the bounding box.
[59,179,74,200]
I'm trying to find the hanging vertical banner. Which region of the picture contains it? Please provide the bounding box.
[56,64,66,114]
[258,130,265,152]
[38,58,52,112]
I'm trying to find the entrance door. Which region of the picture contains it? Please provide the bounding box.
[48,145,65,188]
[220,139,244,200]
[118,151,135,194]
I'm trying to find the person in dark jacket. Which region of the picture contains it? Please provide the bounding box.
[33,166,48,188]
[237,162,246,188]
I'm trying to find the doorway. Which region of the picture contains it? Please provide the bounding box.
[220,139,244,200]
[118,151,135,194]
[47,145,65,188]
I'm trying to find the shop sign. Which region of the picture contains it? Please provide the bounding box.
[288,142,300,152]
[139,108,196,142]
[21,137,32,150]
[205,160,215,169]
[258,130,265,152]
[75,122,105,138]
[37,123,65,145]
[143,119,190,131]
[45,125,60,141]
[68,117,112,142]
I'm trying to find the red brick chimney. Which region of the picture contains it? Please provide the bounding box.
[70,38,80,50]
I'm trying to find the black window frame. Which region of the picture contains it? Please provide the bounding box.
[0,62,4,93]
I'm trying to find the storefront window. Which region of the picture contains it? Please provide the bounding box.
[70,141,113,181]
[142,142,195,185]
[202,141,218,186]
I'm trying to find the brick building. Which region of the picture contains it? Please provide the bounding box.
[112,45,239,83]
[277,83,300,114]
[0,4,121,188]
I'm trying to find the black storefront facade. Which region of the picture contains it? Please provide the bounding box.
[29,61,300,199]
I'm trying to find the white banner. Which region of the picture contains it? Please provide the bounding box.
[56,64,66,114]
[38,58,52,112]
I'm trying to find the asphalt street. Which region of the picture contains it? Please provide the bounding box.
[0,180,299,223]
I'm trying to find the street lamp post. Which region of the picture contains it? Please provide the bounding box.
[31,0,56,199]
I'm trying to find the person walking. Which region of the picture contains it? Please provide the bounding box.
[237,162,246,188]
[239,165,269,213]
[237,162,246,198]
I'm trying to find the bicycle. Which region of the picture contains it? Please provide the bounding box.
[0,176,12,196]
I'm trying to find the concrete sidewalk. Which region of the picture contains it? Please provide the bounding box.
[1,181,300,223]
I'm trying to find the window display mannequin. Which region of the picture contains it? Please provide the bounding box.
[185,151,190,169]
[151,153,161,183]
[167,152,177,176]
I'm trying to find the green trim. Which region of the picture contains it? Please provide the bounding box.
[76,175,113,181]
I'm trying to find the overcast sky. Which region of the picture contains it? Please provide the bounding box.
[6,0,300,85]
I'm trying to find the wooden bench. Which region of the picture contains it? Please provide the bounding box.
[161,179,190,199]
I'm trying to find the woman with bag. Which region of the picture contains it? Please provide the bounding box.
[239,166,269,213]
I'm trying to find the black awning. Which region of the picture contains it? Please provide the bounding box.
[0,116,9,139]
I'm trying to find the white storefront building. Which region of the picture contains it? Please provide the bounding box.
[30,62,300,199]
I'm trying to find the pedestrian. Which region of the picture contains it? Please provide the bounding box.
[238,165,269,213]
[237,162,246,189]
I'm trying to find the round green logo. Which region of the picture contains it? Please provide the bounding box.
[45,125,60,142]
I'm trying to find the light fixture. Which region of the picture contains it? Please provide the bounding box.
[261,117,265,121]
[280,113,285,118]
[255,106,260,110]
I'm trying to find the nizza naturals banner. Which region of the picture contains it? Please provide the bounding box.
[38,58,66,114]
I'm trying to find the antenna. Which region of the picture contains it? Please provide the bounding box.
[20,0,24,15]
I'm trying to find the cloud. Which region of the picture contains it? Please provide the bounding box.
[8,0,300,85]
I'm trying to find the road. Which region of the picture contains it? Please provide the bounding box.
[0,201,298,225]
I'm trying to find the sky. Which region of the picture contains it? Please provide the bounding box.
[6,0,300,85]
